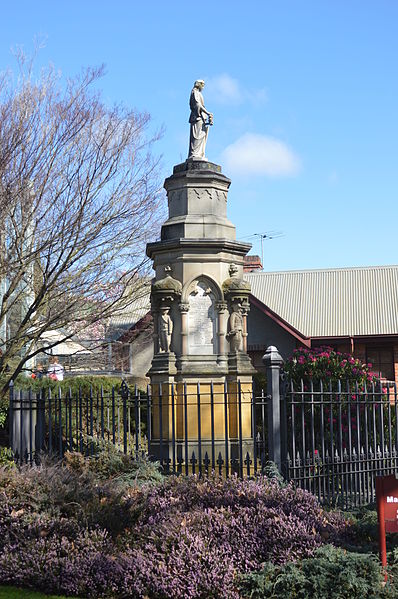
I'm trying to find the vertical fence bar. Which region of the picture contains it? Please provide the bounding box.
[290,381,296,485]
[68,388,73,451]
[224,381,229,478]
[261,388,267,468]
[96,390,99,439]
[300,380,306,490]
[29,389,33,465]
[345,381,353,507]
[75,391,79,452]
[337,380,344,505]
[355,381,362,504]
[8,383,14,457]
[329,380,338,504]
[319,380,326,501]
[238,380,243,478]
[78,387,83,453]
[19,389,23,465]
[197,383,202,477]
[58,387,63,457]
[171,383,176,472]
[147,384,152,456]
[280,376,288,479]
[363,382,370,503]
[252,385,257,474]
[310,380,315,498]
[122,383,128,455]
[138,392,142,452]
[184,382,189,475]
[394,384,398,470]
[100,386,104,440]
[387,385,393,463]
[210,382,215,471]
[128,400,131,453]
[135,385,140,454]
[159,383,163,469]
[379,383,385,477]
[48,387,52,455]
[89,386,94,454]
[64,387,68,453]
[111,387,116,446]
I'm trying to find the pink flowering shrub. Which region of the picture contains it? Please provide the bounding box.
[284,346,378,389]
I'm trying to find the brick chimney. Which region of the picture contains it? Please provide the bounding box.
[243,255,263,272]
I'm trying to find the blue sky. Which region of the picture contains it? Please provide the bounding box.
[1,1,397,271]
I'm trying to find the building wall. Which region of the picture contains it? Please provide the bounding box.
[112,327,153,385]
[247,304,297,374]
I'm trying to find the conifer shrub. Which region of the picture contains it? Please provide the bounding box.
[238,544,392,598]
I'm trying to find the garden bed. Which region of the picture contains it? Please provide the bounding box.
[0,445,397,598]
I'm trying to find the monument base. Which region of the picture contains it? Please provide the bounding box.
[149,373,255,476]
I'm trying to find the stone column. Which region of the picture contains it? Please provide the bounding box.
[152,308,160,354]
[241,301,250,353]
[179,302,189,356]
[216,301,228,356]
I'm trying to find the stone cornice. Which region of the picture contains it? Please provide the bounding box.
[146,238,252,259]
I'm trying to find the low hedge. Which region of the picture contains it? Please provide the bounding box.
[239,544,398,598]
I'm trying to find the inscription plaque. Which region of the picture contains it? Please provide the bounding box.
[188,281,216,355]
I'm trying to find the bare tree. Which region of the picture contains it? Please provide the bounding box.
[0,53,163,388]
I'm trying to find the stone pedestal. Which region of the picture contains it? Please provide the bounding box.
[146,159,256,468]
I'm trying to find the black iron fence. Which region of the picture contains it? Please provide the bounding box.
[282,379,398,509]
[9,382,270,478]
[8,348,398,510]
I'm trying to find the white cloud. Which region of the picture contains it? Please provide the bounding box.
[205,74,267,106]
[221,133,301,177]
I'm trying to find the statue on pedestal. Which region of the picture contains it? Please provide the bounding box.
[227,303,243,352]
[188,80,213,160]
[158,306,173,352]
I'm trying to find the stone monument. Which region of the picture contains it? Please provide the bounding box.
[147,80,255,468]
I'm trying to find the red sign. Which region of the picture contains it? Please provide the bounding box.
[376,474,398,568]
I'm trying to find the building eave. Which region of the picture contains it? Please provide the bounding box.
[249,295,311,347]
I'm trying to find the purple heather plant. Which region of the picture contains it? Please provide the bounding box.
[0,467,348,598]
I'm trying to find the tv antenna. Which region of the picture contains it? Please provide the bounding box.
[238,231,284,269]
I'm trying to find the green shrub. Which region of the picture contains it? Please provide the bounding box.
[0,448,15,470]
[10,374,126,395]
[65,435,163,488]
[239,544,389,598]
[341,507,398,555]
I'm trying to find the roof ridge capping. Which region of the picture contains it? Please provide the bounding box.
[244,264,398,276]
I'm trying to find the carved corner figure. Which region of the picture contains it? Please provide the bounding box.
[188,80,213,160]
[158,306,173,352]
[227,303,244,352]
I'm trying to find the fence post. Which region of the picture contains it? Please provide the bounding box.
[9,381,14,452]
[121,380,128,454]
[263,345,284,472]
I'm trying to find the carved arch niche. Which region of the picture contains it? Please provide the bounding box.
[184,277,220,355]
